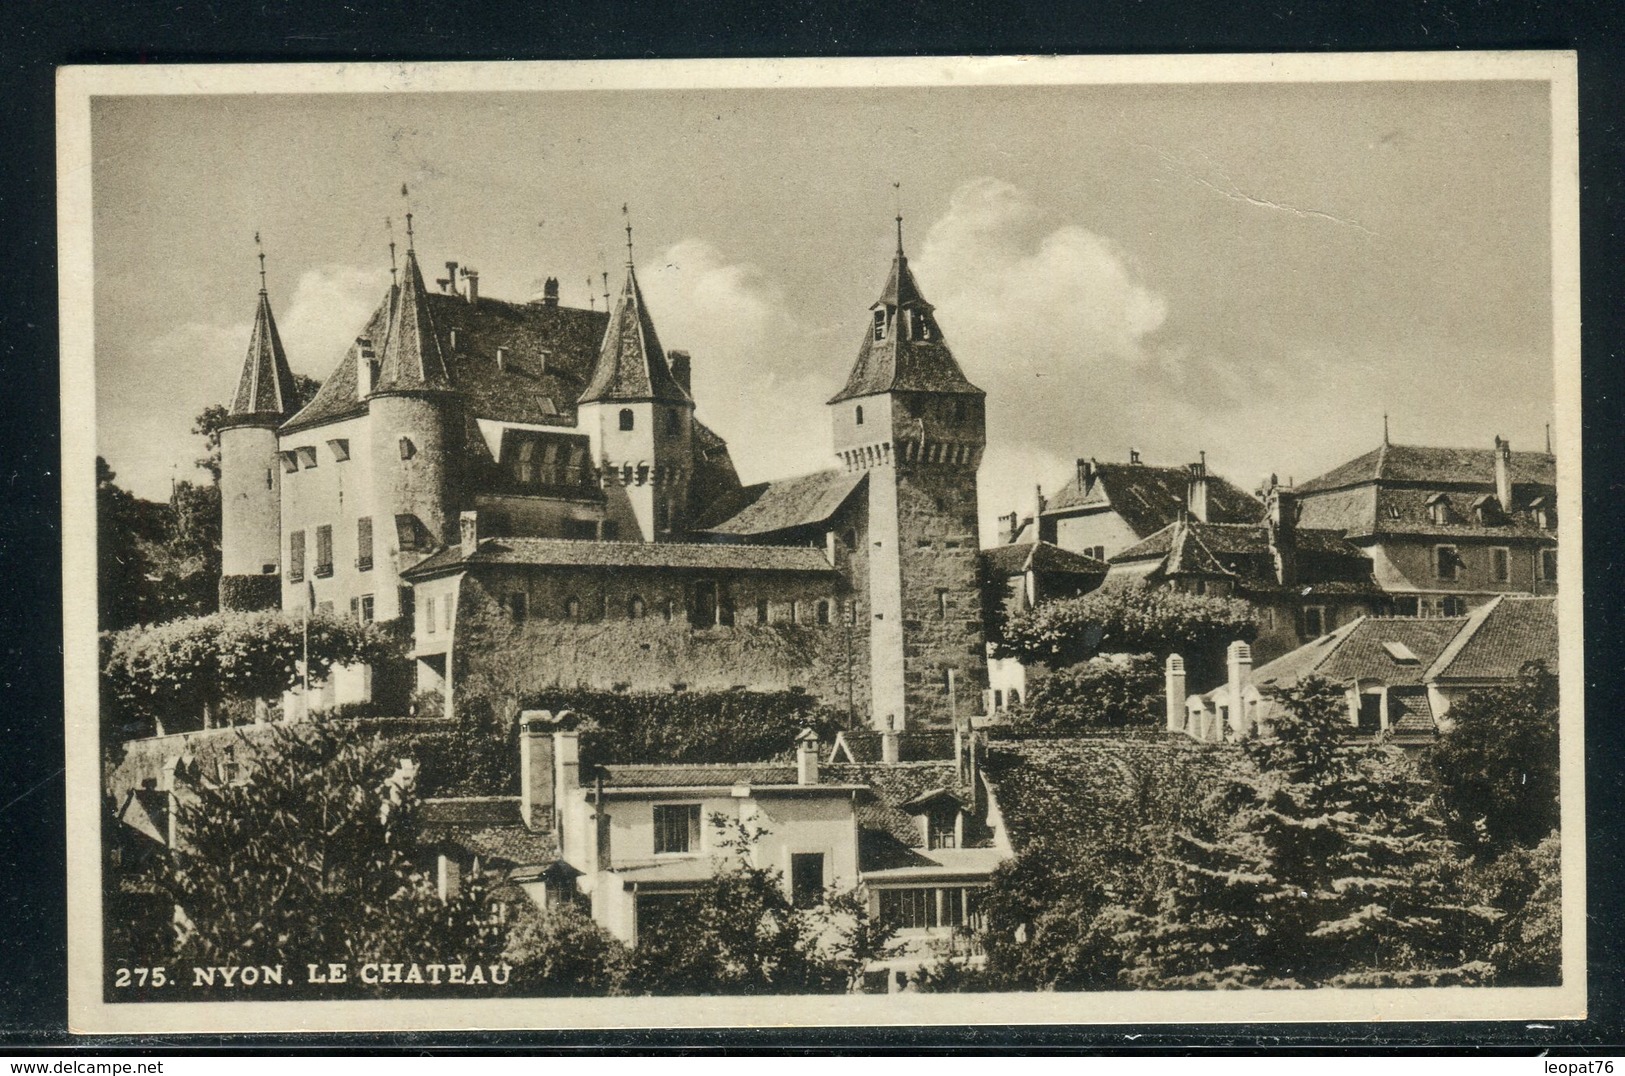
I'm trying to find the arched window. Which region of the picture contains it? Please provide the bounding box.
[564,596,581,621]
[629,594,646,619]
[619,408,635,431]
[855,405,864,426]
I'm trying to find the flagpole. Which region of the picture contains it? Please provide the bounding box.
[304,580,314,721]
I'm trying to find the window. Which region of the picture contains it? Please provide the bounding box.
[265,468,273,490]
[756,598,770,624]
[872,309,886,341]
[629,594,646,619]
[425,596,437,634]
[1442,596,1468,617]
[288,530,306,582]
[880,888,936,930]
[1391,596,1419,617]
[1303,605,1326,638]
[936,588,949,619]
[790,853,825,908]
[1541,548,1558,582]
[398,435,415,460]
[314,525,334,577]
[619,408,635,432]
[444,598,453,632]
[662,597,675,622]
[509,593,528,623]
[928,813,957,851]
[565,596,581,621]
[1358,692,1382,730]
[356,517,373,572]
[1426,494,1450,526]
[653,804,702,855]
[1435,545,1460,581]
[994,689,1004,710]
[666,409,681,434]
[1492,547,1511,583]
[1090,545,1106,561]
[788,600,799,625]
[854,405,864,427]
[398,586,414,624]
[692,581,719,628]
[817,600,831,625]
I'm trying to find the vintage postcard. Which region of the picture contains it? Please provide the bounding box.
[59,53,1584,1034]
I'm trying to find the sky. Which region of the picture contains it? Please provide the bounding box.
[91,80,1555,544]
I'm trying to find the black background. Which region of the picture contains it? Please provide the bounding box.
[0,0,1621,1054]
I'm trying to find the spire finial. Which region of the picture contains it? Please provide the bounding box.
[622,202,634,267]
[400,183,415,252]
[588,278,595,312]
[385,218,398,286]
[254,231,266,293]
[602,270,610,309]
[1383,412,1390,446]
[893,181,904,256]
[1546,422,1552,454]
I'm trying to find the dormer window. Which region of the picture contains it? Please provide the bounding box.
[927,813,957,850]
[915,314,932,341]
[1425,493,1450,526]
[873,309,886,341]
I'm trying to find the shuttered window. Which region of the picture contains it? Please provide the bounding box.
[288,531,306,582]
[357,517,373,571]
[315,525,334,577]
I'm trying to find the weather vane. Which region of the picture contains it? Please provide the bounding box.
[254,230,266,292]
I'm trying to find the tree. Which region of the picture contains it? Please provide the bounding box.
[1015,653,1162,730]
[1112,676,1496,989]
[97,457,166,631]
[997,582,1257,684]
[1467,831,1561,986]
[1425,661,1560,852]
[108,726,506,994]
[502,902,632,996]
[101,609,404,737]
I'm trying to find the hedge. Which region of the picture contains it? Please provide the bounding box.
[218,574,281,612]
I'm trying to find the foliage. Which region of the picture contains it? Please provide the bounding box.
[626,814,891,994]
[97,458,224,629]
[97,457,169,631]
[1424,662,1560,852]
[1111,676,1496,989]
[101,609,404,737]
[502,902,632,996]
[996,582,1257,683]
[218,573,282,612]
[516,687,850,765]
[1015,653,1162,730]
[107,725,506,995]
[1465,831,1561,986]
[977,739,1228,990]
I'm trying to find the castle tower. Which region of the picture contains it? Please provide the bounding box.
[830,217,988,728]
[577,248,694,543]
[218,273,300,609]
[367,241,464,589]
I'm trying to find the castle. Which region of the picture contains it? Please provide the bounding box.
[217,216,989,729]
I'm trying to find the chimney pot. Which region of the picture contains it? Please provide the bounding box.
[1130,448,1141,465]
[1493,435,1513,514]
[460,510,480,555]
[796,728,820,785]
[444,261,459,294]
[462,267,478,305]
[519,710,558,831]
[1165,654,1188,734]
[881,729,900,764]
[669,350,692,393]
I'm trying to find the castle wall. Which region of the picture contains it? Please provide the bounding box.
[1364,536,1555,600]
[219,422,283,583]
[446,565,862,721]
[367,393,465,612]
[581,400,694,541]
[1052,510,1143,560]
[278,413,386,620]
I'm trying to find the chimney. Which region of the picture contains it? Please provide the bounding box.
[1267,480,1298,586]
[1000,511,1019,545]
[795,728,821,785]
[669,350,692,394]
[1494,435,1513,514]
[554,720,581,795]
[1076,457,1096,492]
[1186,455,1210,523]
[444,261,459,295]
[459,510,480,556]
[1226,642,1253,738]
[542,277,560,308]
[1129,447,1141,465]
[518,710,557,831]
[462,267,479,305]
[881,727,900,764]
[1165,654,1187,733]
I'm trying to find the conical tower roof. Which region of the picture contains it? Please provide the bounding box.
[373,248,453,394]
[228,288,300,421]
[829,226,982,404]
[579,264,691,405]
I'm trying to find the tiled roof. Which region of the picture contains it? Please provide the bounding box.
[1296,442,1556,494]
[1109,521,1375,595]
[695,469,866,536]
[824,761,990,864]
[401,536,838,580]
[282,286,610,435]
[1427,595,1557,681]
[829,251,982,403]
[579,265,691,405]
[229,290,300,420]
[599,763,801,788]
[418,797,558,869]
[981,541,1108,579]
[828,730,957,764]
[1250,616,1471,689]
[1386,688,1437,737]
[1042,462,1262,537]
[374,250,453,394]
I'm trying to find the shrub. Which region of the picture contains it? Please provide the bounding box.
[1016,654,1161,730]
[502,902,632,996]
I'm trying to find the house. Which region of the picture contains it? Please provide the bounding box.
[1293,437,1558,615]
[979,540,1108,714]
[1108,480,1384,664]
[1032,452,1261,560]
[1168,594,1557,745]
[217,216,989,729]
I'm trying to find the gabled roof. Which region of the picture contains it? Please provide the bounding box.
[1250,616,1472,689]
[228,289,300,421]
[418,797,558,867]
[1296,442,1556,494]
[1426,595,1557,682]
[695,468,866,536]
[1112,520,1372,576]
[1041,461,1262,536]
[829,245,982,403]
[374,249,453,394]
[980,541,1108,579]
[578,264,690,405]
[401,536,839,581]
